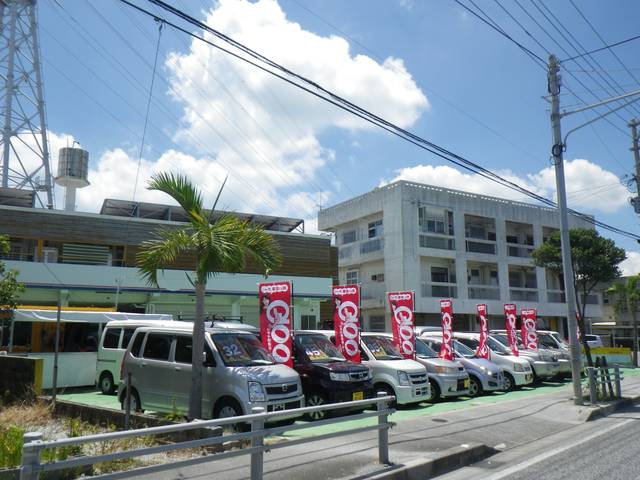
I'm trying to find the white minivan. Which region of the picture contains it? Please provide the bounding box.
[96,319,183,394]
[118,325,304,421]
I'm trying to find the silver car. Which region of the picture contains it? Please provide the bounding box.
[420,334,505,397]
[412,337,470,401]
[118,325,304,421]
[491,332,562,381]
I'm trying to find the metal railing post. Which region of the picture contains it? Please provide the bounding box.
[250,407,265,480]
[20,432,43,480]
[614,365,622,398]
[124,372,132,430]
[376,391,390,465]
[587,367,597,404]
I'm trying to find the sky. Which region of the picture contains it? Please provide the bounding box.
[31,0,640,273]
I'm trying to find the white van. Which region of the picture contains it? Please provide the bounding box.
[96,320,187,394]
[118,325,304,421]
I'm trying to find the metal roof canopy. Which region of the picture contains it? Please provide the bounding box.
[0,187,35,208]
[12,309,173,324]
[99,198,304,233]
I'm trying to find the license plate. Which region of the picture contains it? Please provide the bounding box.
[463,379,470,389]
[352,391,364,401]
[272,403,285,411]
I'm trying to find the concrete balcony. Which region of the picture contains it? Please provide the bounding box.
[468,285,501,300]
[337,237,384,266]
[421,281,458,299]
[510,288,539,302]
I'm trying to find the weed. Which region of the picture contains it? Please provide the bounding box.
[0,425,24,469]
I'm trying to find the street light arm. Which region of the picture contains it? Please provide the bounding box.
[563,94,640,146]
[561,87,640,118]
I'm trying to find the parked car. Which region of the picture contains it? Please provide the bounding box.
[118,325,304,422]
[453,332,534,391]
[410,336,470,401]
[96,319,187,395]
[292,331,373,420]
[584,334,604,348]
[419,334,505,397]
[490,332,561,382]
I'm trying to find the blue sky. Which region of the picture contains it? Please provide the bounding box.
[37,0,640,270]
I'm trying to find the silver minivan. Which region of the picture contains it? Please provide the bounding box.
[118,325,304,421]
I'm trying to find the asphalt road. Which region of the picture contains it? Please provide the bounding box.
[436,403,640,480]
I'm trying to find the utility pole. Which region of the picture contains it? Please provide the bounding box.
[629,119,640,214]
[548,55,583,405]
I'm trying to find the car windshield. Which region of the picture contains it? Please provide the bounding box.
[453,340,476,358]
[362,336,403,360]
[415,339,438,358]
[487,336,511,354]
[538,334,559,349]
[212,333,275,367]
[296,334,346,363]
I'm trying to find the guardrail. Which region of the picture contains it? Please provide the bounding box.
[585,365,623,403]
[19,393,395,480]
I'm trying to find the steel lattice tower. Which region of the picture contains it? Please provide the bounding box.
[0,0,53,208]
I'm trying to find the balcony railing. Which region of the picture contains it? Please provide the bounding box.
[422,282,458,298]
[419,234,455,251]
[338,246,352,260]
[360,237,384,255]
[548,290,599,305]
[361,282,386,301]
[466,240,496,255]
[510,288,538,302]
[507,244,534,258]
[468,286,500,300]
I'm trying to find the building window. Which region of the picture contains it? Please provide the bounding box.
[369,315,386,332]
[346,270,359,285]
[301,315,317,330]
[341,230,356,245]
[371,273,385,282]
[419,207,453,235]
[431,267,450,283]
[368,220,383,238]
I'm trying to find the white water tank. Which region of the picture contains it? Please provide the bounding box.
[55,147,89,211]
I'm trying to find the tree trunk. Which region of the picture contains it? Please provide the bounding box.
[579,291,593,367]
[189,281,206,420]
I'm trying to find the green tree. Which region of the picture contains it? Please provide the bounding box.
[607,275,640,367]
[532,228,625,366]
[0,235,24,310]
[136,173,282,419]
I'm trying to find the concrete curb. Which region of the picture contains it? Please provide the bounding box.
[586,394,640,421]
[358,443,497,480]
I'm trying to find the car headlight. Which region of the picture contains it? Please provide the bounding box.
[398,371,411,386]
[329,372,351,382]
[479,365,488,373]
[513,363,524,372]
[248,381,266,402]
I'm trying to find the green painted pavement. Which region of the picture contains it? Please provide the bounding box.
[57,390,122,410]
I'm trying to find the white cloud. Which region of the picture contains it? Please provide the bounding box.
[383,159,629,214]
[621,251,640,276]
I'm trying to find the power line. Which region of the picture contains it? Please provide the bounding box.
[114,0,640,241]
[562,32,640,63]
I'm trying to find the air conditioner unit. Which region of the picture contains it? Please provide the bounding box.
[42,247,58,263]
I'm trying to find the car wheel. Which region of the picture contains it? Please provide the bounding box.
[121,388,142,413]
[428,379,440,402]
[305,393,328,421]
[504,373,515,392]
[214,398,248,432]
[99,372,115,395]
[468,376,482,397]
[374,384,397,408]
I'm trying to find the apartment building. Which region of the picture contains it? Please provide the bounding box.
[0,189,336,329]
[318,180,602,336]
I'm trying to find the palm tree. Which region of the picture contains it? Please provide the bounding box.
[137,172,282,419]
[607,275,640,367]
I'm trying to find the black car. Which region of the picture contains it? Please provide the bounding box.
[292,331,374,420]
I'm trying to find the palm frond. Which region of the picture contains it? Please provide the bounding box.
[136,228,194,286]
[148,172,205,225]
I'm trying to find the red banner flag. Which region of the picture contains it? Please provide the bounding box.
[333,285,361,362]
[259,282,293,367]
[521,309,538,349]
[439,299,454,361]
[504,303,519,357]
[476,304,490,359]
[388,291,415,359]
